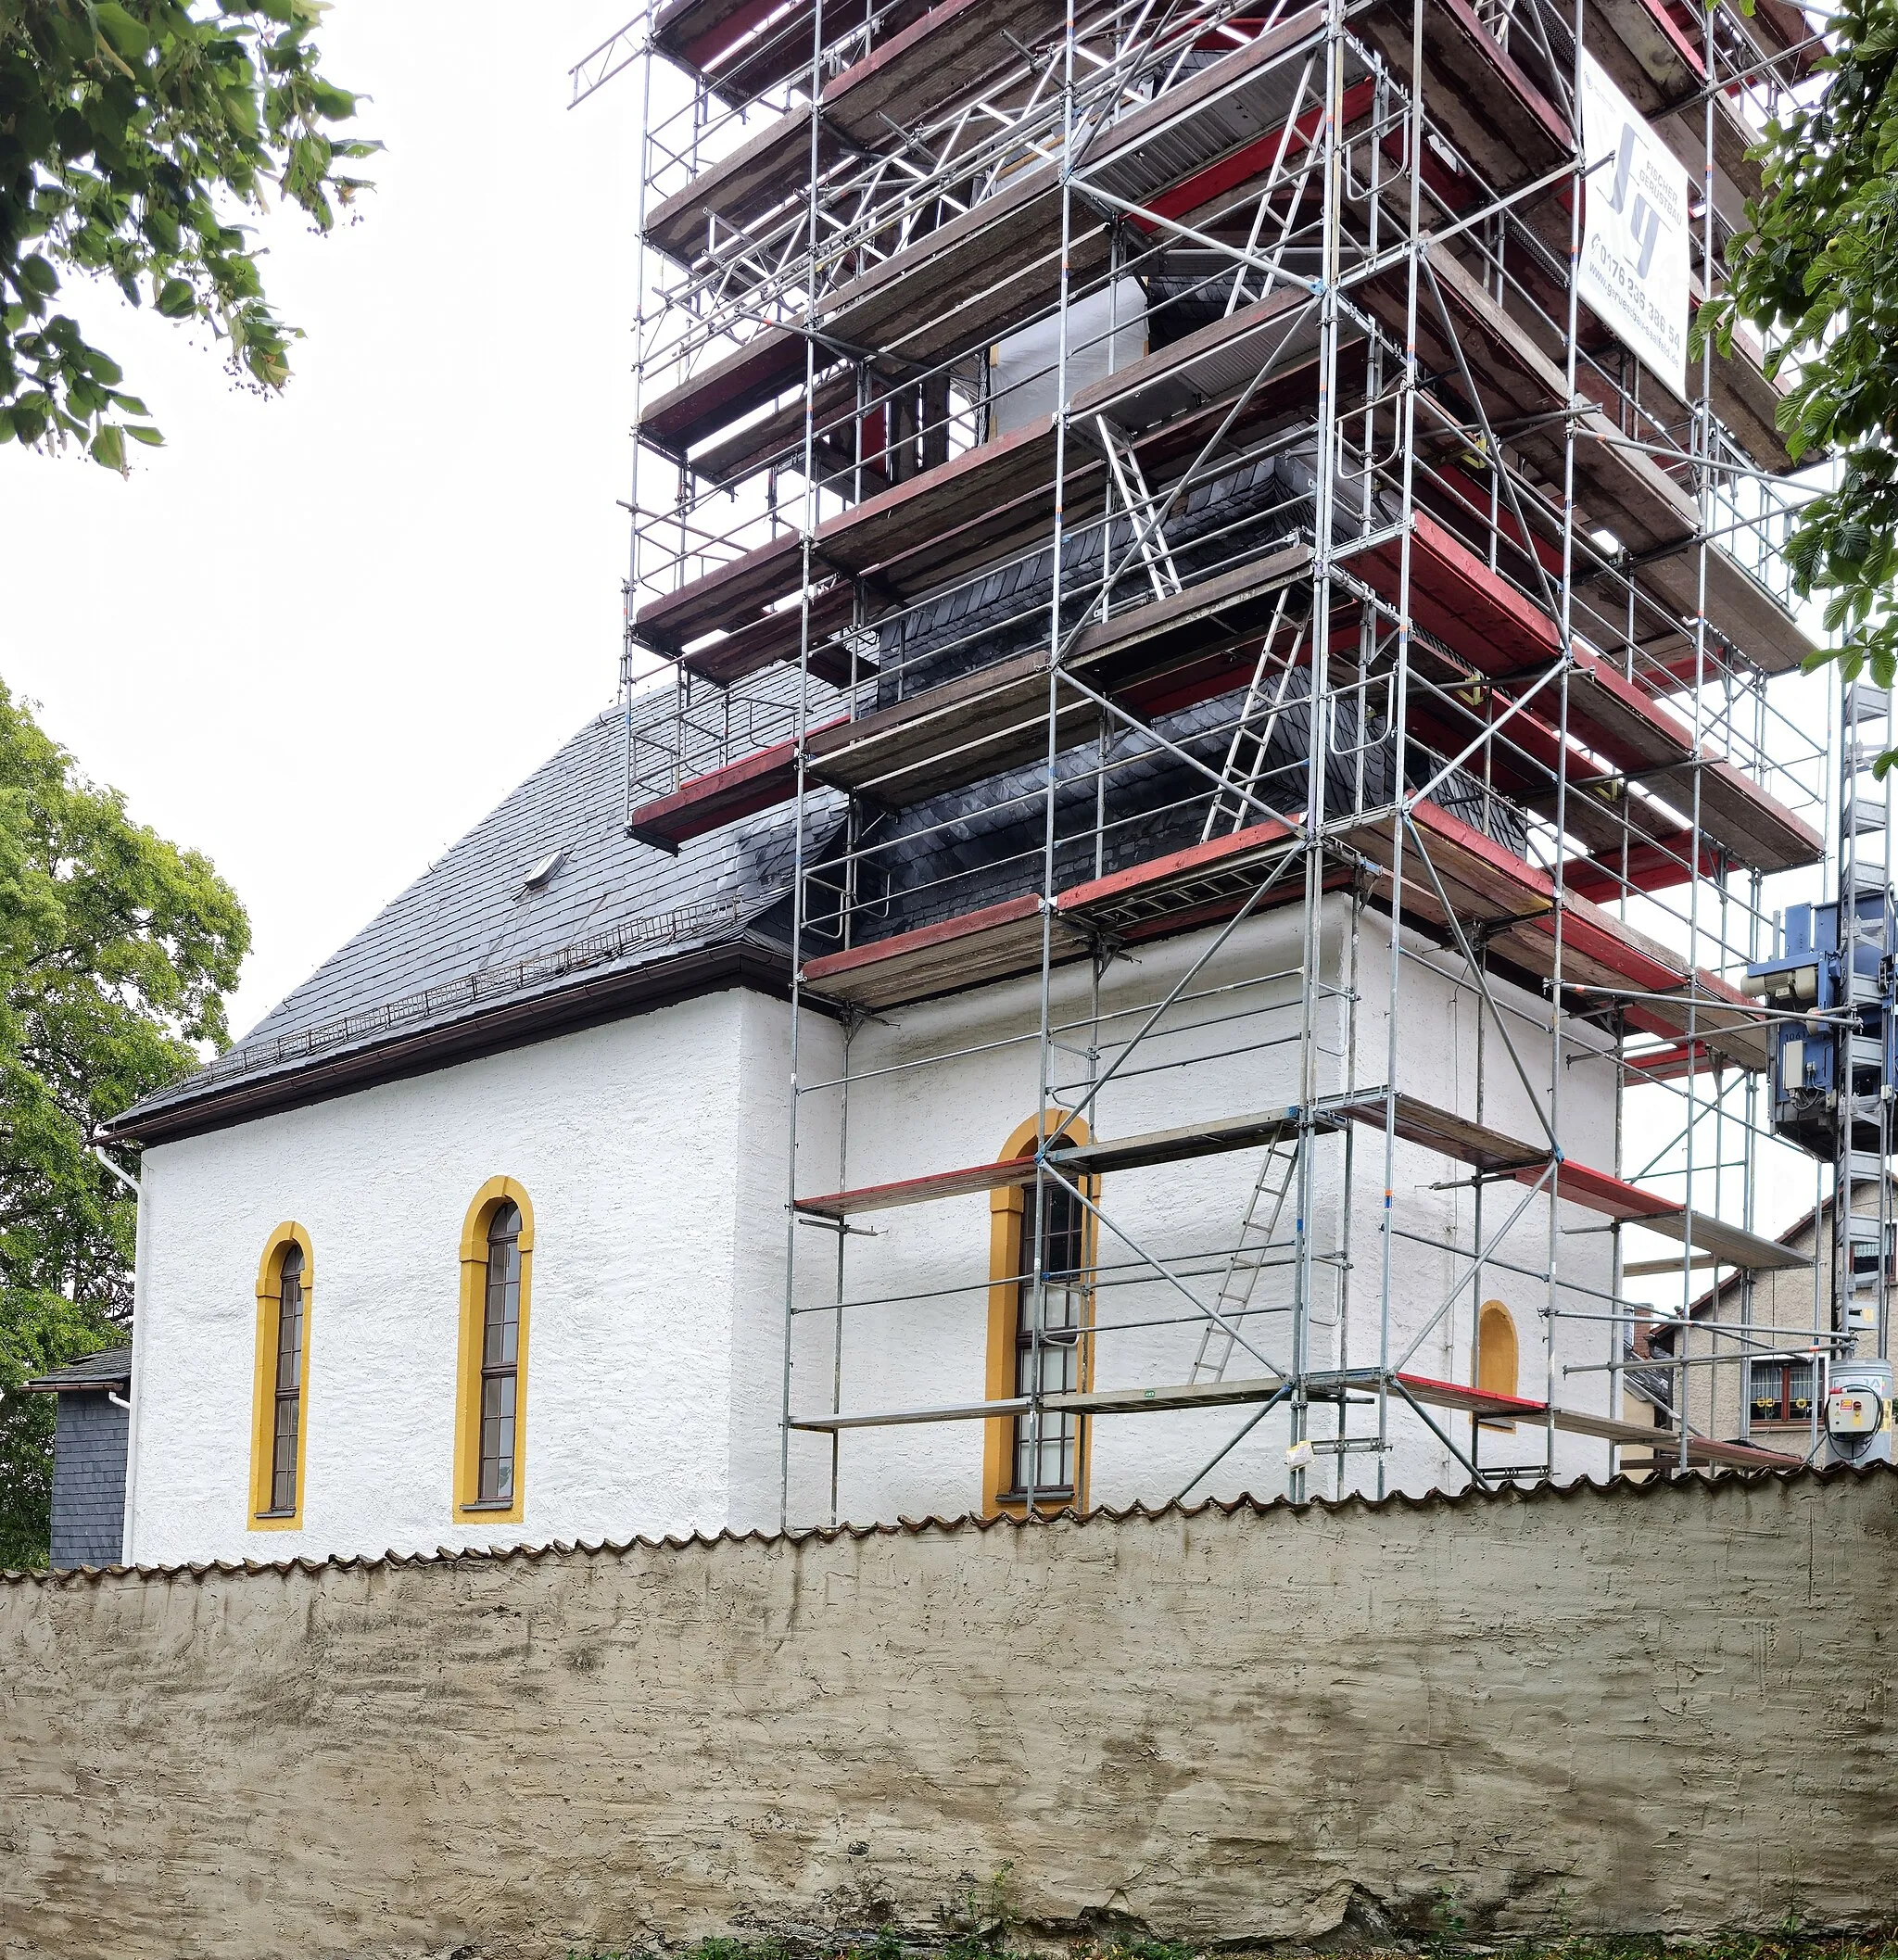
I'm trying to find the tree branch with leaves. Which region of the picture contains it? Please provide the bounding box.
[1699,0,1898,736]
[0,682,249,1568]
[0,0,374,468]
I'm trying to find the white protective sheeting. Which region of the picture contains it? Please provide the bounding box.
[990,276,1147,436]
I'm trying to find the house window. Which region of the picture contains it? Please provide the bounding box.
[249,1223,314,1530]
[455,1178,534,1523]
[1476,1298,1519,1429]
[982,1113,1096,1514]
[1749,1358,1815,1426]
[479,1203,523,1504]
[1845,1222,1896,1288]
[1011,1176,1087,1499]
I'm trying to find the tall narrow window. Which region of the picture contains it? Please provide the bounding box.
[270,1245,306,1512]
[984,1113,1095,1514]
[455,1178,534,1523]
[1011,1177,1087,1498]
[479,1202,522,1504]
[249,1224,314,1530]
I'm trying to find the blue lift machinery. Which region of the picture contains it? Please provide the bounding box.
[1747,680,1893,1453]
[1750,884,1897,1165]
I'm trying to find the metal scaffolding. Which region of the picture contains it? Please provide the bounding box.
[576,0,1871,1517]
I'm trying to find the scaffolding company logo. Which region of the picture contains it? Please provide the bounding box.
[1604,127,1663,277]
[1578,54,1690,397]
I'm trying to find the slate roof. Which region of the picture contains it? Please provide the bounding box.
[26,1346,133,1393]
[241,693,816,1048]
[106,680,839,1142]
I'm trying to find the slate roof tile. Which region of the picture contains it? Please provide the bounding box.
[26,1347,133,1392]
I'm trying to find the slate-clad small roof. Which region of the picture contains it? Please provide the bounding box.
[105,685,831,1144]
[26,1346,133,1393]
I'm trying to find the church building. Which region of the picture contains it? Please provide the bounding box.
[100,662,1787,1569]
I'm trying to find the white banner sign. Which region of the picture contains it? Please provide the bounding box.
[1578,52,1691,398]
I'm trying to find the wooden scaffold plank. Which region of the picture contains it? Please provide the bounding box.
[788,1366,1803,1470]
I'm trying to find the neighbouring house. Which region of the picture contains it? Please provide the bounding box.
[1637,1173,1895,1458]
[24,1346,133,1570]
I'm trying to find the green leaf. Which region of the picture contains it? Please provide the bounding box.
[0,9,373,456]
[92,4,152,61]
[88,424,126,473]
[123,425,164,447]
[308,81,360,120]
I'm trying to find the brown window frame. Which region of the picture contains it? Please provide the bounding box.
[266,1244,306,1515]
[1749,1357,1816,1426]
[1006,1175,1089,1504]
[477,1202,523,1507]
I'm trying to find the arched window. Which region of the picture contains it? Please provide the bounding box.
[1476,1298,1520,1430]
[249,1224,314,1529]
[1012,1176,1087,1496]
[478,1203,523,1503]
[455,1179,535,1523]
[983,1113,1096,1513]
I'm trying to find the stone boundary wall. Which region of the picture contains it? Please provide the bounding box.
[2,1470,1894,1960]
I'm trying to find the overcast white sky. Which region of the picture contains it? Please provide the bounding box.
[1,4,646,1041]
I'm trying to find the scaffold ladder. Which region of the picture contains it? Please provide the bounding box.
[1095,414,1184,603]
[1190,1130,1301,1382]
[1202,595,1305,840]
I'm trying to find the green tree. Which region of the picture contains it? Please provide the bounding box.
[1700,0,1898,731]
[1,0,374,468]
[0,681,247,1568]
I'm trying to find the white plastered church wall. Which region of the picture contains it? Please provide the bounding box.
[729,989,845,1533]
[123,991,774,1566]
[122,904,1621,1562]
[788,894,1619,1521]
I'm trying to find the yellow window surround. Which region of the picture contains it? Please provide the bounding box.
[1476,1297,1520,1431]
[983,1109,1098,1518]
[453,1176,536,1525]
[248,1222,314,1532]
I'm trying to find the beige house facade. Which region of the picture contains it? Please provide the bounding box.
[1638,1174,1896,1460]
